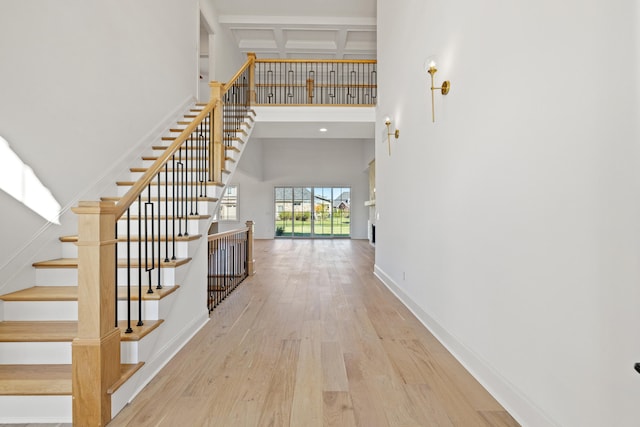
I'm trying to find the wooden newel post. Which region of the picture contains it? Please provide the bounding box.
[209,81,224,183]
[71,201,121,426]
[245,220,255,276]
[247,52,256,105]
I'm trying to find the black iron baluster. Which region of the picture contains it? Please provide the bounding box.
[189,134,194,216]
[156,174,162,290]
[371,66,377,101]
[126,208,133,333]
[177,149,183,237]
[329,66,336,99]
[183,144,189,237]
[164,163,169,263]
[114,222,118,328]
[145,186,154,295]
[267,66,274,103]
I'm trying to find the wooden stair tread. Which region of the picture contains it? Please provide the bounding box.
[60,234,202,243]
[108,362,145,394]
[119,319,164,341]
[117,285,179,301]
[0,285,180,302]
[33,258,192,269]
[0,364,72,395]
[0,320,164,342]
[0,321,77,342]
[0,286,78,301]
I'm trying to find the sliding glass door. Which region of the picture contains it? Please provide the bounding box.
[275,186,350,238]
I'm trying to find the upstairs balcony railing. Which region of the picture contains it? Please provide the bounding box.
[253,58,377,106]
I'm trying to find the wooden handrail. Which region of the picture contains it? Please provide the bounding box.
[255,59,377,64]
[115,54,258,220]
[223,54,256,93]
[113,100,215,219]
[208,226,250,241]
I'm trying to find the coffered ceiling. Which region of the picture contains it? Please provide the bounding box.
[212,0,377,59]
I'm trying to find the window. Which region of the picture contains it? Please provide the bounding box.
[274,186,350,238]
[219,185,238,221]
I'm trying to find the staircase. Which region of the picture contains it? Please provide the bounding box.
[0,102,255,424]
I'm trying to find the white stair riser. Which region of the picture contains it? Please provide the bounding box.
[0,396,71,424]
[121,315,175,364]
[116,218,206,236]
[0,335,164,365]
[115,240,196,260]
[0,342,71,364]
[116,185,220,198]
[226,151,240,162]
[35,264,186,287]
[141,150,240,168]
[129,171,213,184]
[116,264,186,288]
[151,146,210,154]
[3,301,77,321]
[62,239,195,260]
[115,199,212,216]
[2,297,171,322]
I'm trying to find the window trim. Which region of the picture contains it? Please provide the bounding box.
[218,184,239,222]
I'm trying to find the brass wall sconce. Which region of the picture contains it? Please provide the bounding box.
[426,60,450,122]
[384,116,400,155]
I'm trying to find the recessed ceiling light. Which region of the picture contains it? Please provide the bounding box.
[319,128,328,132]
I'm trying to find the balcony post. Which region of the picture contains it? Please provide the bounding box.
[245,220,255,276]
[247,52,256,105]
[209,81,224,183]
[71,201,120,426]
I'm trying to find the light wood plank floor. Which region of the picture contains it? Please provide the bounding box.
[108,239,519,427]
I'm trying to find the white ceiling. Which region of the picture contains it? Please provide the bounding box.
[212,0,377,59]
[251,106,375,140]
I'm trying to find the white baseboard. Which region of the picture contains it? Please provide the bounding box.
[373,264,557,427]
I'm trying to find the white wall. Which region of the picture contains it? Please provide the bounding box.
[376,0,640,426]
[200,0,246,102]
[220,137,372,240]
[0,1,200,290]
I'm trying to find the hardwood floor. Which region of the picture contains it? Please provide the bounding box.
[108,239,519,427]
